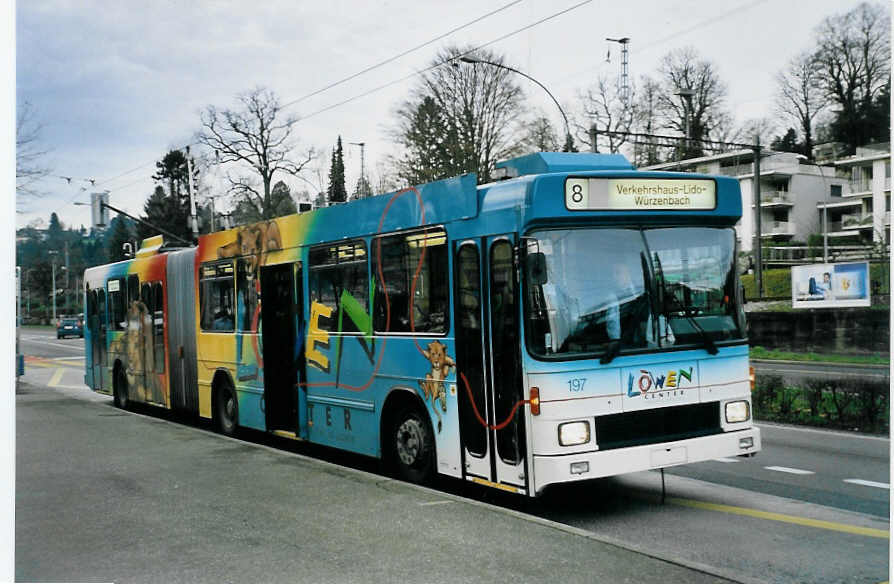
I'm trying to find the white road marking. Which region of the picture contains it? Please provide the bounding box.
[22,337,86,351]
[764,466,815,475]
[418,500,454,506]
[712,457,740,463]
[843,479,890,490]
[50,356,85,361]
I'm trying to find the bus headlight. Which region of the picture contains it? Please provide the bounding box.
[725,401,750,423]
[558,421,590,446]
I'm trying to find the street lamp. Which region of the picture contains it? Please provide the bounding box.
[457,55,574,152]
[349,142,368,198]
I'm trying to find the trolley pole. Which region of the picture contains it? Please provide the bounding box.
[752,136,762,299]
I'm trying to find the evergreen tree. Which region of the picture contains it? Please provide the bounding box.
[352,175,373,199]
[47,212,64,250]
[327,137,347,204]
[137,185,191,243]
[770,128,802,154]
[146,150,195,242]
[106,216,135,262]
[231,180,297,225]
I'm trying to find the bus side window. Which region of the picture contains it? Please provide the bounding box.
[236,258,257,333]
[108,279,125,331]
[308,241,368,335]
[372,228,448,334]
[97,289,107,330]
[127,274,139,308]
[200,263,235,332]
[152,282,164,372]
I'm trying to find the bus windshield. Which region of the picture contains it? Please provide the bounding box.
[524,227,744,359]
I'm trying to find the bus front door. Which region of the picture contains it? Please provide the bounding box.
[260,262,303,436]
[454,236,527,490]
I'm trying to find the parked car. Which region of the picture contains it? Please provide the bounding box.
[56,316,83,339]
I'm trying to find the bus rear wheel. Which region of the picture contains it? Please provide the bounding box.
[389,405,434,484]
[113,367,129,410]
[215,381,238,437]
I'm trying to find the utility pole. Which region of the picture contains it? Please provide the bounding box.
[349,142,366,198]
[752,136,762,299]
[186,145,199,242]
[49,250,58,323]
[605,37,630,114]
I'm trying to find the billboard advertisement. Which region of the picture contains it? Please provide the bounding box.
[791,261,871,308]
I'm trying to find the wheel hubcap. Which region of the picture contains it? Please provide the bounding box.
[396,418,423,466]
[224,396,235,421]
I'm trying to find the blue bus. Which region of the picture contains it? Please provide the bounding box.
[84,151,760,496]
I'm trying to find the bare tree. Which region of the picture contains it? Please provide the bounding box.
[16,101,50,199]
[629,76,664,166]
[198,87,315,220]
[519,111,561,153]
[655,47,731,158]
[775,51,827,158]
[576,74,633,154]
[393,45,524,184]
[813,1,890,152]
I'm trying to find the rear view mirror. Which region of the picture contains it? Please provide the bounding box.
[525,252,548,286]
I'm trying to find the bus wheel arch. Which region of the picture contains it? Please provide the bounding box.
[112,360,128,410]
[211,370,238,436]
[381,387,436,485]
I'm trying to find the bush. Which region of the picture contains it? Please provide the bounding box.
[752,375,888,434]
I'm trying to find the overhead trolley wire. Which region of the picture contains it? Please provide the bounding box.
[280,0,524,110]
[297,0,593,122]
[73,1,592,201]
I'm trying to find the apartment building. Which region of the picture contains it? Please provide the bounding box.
[822,143,891,244]
[645,150,850,253]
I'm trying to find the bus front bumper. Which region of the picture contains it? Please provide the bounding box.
[532,426,761,495]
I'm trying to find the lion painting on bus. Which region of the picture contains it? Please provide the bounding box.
[109,298,163,404]
[419,340,454,433]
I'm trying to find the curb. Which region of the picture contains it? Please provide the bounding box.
[750,358,889,370]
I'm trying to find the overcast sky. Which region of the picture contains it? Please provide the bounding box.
[16,0,870,231]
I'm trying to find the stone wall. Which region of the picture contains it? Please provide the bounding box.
[746,308,889,354]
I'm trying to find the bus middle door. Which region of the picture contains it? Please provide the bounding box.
[454,235,527,491]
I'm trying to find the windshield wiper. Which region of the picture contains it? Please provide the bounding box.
[652,254,718,355]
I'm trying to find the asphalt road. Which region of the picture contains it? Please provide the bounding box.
[16,327,891,583]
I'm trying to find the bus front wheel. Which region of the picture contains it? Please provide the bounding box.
[389,405,434,484]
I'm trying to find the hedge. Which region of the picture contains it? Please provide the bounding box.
[752,373,889,434]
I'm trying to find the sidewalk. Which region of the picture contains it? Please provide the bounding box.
[15,378,740,584]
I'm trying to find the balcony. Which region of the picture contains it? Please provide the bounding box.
[760,191,793,206]
[761,220,796,236]
[849,178,873,193]
[828,214,873,232]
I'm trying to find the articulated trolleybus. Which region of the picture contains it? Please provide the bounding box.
[84,152,760,496]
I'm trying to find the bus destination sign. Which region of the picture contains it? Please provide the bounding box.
[565,177,716,211]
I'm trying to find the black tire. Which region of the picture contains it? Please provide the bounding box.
[57,334,62,339]
[113,367,129,410]
[389,405,434,484]
[215,381,238,436]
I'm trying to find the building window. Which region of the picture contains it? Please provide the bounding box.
[830,184,842,198]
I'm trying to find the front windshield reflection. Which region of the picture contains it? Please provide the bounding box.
[525,227,743,359]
